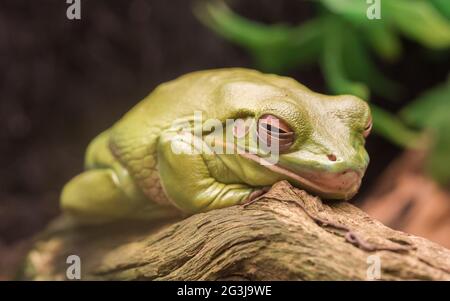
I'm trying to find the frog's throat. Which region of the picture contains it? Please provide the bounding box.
[239,152,362,201]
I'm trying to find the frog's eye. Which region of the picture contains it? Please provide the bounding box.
[258,114,294,152]
[363,116,372,138]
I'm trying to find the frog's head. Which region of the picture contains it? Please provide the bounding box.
[212,73,371,200]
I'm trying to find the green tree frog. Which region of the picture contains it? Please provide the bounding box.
[61,68,371,223]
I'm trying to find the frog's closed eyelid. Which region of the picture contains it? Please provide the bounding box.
[258,114,295,152]
[259,114,293,133]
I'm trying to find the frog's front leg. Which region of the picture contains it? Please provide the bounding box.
[157,130,255,214]
[60,158,163,223]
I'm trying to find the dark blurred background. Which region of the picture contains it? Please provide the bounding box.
[0,0,448,279]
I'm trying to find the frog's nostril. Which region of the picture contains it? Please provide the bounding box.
[327,154,337,161]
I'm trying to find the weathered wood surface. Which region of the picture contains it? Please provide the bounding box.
[22,181,450,280]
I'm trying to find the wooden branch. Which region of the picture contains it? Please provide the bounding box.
[21,181,450,280]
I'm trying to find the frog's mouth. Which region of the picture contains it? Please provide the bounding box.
[240,152,363,200]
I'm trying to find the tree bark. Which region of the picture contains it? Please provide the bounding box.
[21,181,450,280]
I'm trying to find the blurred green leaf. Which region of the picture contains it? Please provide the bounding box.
[320,0,369,23]
[195,1,285,49]
[194,0,324,72]
[360,22,402,61]
[320,18,369,99]
[431,0,450,19]
[401,78,450,128]
[426,124,450,185]
[341,26,401,101]
[401,78,450,184]
[371,104,421,148]
[386,0,450,49]
[251,19,325,72]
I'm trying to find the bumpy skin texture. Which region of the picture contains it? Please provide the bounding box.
[61,68,371,223]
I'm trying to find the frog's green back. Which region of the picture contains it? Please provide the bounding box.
[113,67,309,129]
